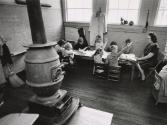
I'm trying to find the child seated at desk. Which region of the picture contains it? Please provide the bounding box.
[105,41,117,52]
[105,42,133,67]
[94,48,105,64]
[93,48,106,74]
[94,35,108,50]
[74,37,87,50]
[122,39,134,54]
[64,42,74,64]
[94,35,103,50]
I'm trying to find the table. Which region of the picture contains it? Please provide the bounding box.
[73,50,136,81]
[66,106,113,125]
[73,50,110,60]
[119,59,136,81]
[119,54,137,81]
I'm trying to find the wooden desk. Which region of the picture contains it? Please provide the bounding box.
[74,50,136,81]
[119,59,136,81]
[73,50,94,60]
[73,50,110,60]
[66,106,113,125]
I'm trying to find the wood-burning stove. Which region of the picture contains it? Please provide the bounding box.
[24,0,80,124]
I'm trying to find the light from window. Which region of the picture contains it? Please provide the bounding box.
[155,0,167,26]
[66,0,92,22]
[108,0,141,25]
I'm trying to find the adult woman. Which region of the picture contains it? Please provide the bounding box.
[136,32,159,81]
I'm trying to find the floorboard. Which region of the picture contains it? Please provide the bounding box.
[0,60,167,125]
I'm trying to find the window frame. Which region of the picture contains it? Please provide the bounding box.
[107,0,142,25]
[154,0,167,27]
[64,0,93,23]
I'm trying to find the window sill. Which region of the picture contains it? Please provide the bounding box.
[64,22,90,27]
[107,24,144,33]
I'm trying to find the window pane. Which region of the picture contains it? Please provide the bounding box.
[155,10,167,25]
[108,10,138,24]
[66,0,92,22]
[108,0,141,24]
[67,0,92,8]
[155,0,167,26]
[109,0,118,9]
[128,0,140,9]
[108,10,119,24]
[119,0,130,9]
[127,10,139,24]
[67,9,92,22]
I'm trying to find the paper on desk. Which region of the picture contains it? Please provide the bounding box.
[0,113,39,125]
[73,49,95,57]
[119,54,136,61]
[83,50,96,57]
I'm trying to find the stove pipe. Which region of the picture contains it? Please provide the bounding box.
[26,0,47,44]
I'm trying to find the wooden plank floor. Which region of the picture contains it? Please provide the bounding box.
[0,60,167,125]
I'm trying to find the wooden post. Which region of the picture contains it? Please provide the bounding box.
[26,0,47,44]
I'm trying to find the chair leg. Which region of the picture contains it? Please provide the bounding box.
[146,70,154,79]
[93,66,95,75]
[155,101,158,105]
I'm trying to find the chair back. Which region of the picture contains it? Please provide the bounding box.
[108,66,121,82]
[93,63,107,78]
[154,51,165,72]
[157,51,165,62]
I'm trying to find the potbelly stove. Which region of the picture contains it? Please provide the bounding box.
[24,0,80,124]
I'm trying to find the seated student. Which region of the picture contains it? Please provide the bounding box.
[105,42,133,67]
[55,39,66,60]
[94,35,103,50]
[64,42,74,64]
[122,39,134,54]
[93,48,106,74]
[105,41,117,52]
[94,48,104,64]
[74,37,87,50]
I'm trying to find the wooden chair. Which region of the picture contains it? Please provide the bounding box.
[107,66,121,82]
[152,70,167,105]
[93,63,107,79]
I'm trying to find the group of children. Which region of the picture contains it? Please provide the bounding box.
[55,35,133,71]
[93,35,133,67]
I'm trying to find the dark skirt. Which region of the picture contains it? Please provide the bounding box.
[139,60,157,70]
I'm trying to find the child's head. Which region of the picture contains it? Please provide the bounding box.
[110,45,118,53]
[78,37,84,45]
[96,35,101,39]
[58,39,66,47]
[94,48,103,56]
[109,41,117,50]
[110,41,117,46]
[64,42,72,50]
[95,35,102,43]
[125,39,131,45]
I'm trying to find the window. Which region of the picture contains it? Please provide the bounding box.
[108,0,141,25]
[66,0,92,22]
[155,0,167,26]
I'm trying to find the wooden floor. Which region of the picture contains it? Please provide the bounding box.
[0,59,167,125]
